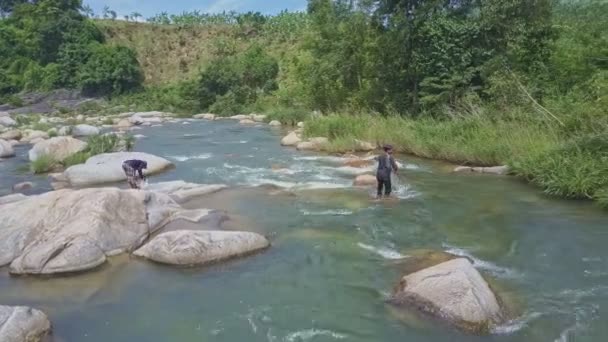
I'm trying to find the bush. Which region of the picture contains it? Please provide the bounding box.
[265,107,310,125]
[31,155,57,174]
[78,44,144,96]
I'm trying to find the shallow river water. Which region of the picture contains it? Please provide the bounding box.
[1,120,608,342]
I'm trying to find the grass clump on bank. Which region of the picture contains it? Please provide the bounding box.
[31,155,57,174]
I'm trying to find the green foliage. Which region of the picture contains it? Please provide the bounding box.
[78,44,143,96]
[61,133,133,167]
[265,107,310,125]
[31,154,56,174]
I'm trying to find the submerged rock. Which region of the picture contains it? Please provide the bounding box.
[0,129,22,141]
[353,174,377,186]
[390,258,505,333]
[239,119,256,125]
[0,139,15,158]
[63,152,173,187]
[28,136,87,162]
[12,182,34,192]
[72,124,99,137]
[0,305,51,342]
[144,181,227,203]
[343,158,374,168]
[280,131,301,146]
[134,230,269,266]
[454,165,510,175]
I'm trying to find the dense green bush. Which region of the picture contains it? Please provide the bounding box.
[78,44,143,96]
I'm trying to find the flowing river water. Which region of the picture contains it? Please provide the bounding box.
[1,119,608,342]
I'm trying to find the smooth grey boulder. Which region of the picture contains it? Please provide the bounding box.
[0,130,22,141]
[0,139,15,158]
[71,124,99,137]
[0,305,51,342]
[0,116,16,127]
[134,230,269,266]
[20,130,49,143]
[144,181,227,203]
[28,136,87,162]
[0,193,28,205]
[193,113,215,120]
[390,258,505,333]
[63,152,173,187]
[280,131,301,146]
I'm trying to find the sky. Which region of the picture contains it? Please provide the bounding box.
[84,0,308,18]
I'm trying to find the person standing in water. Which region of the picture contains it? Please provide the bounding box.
[122,159,148,189]
[375,145,399,198]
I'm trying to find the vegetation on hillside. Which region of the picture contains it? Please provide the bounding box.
[1,0,606,205]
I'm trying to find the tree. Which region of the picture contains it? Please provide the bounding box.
[102,5,109,18]
[81,4,93,18]
[131,11,141,22]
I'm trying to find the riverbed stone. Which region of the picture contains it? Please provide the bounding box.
[354,139,375,152]
[296,137,329,151]
[297,121,305,128]
[20,130,49,143]
[353,174,377,186]
[28,136,87,162]
[0,116,16,127]
[269,120,281,126]
[251,114,267,122]
[343,158,374,168]
[454,165,510,175]
[0,193,28,205]
[0,129,22,140]
[58,126,71,136]
[144,180,227,204]
[390,258,505,333]
[12,182,34,192]
[72,124,99,137]
[115,119,132,128]
[63,152,173,187]
[134,230,270,266]
[194,113,216,120]
[0,139,15,158]
[239,119,256,125]
[229,114,250,120]
[280,131,301,146]
[0,305,51,342]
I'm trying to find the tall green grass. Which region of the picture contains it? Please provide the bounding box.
[31,155,56,174]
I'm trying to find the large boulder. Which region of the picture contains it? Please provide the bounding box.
[63,152,173,187]
[0,139,15,158]
[0,305,51,342]
[28,136,87,162]
[229,114,250,120]
[0,193,28,205]
[296,137,329,151]
[129,115,143,125]
[251,114,267,122]
[134,230,269,266]
[193,113,216,120]
[390,258,505,333]
[0,129,22,141]
[280,131,301,146]
[115,119,132,129]
[268,120,281,127]
[354,139,375,152]
[239,119,256,125]
[0,116,16,127]
[72,124,99,137]
[20,130,49,143]
[353,174,377,186]
[144,181,227,203]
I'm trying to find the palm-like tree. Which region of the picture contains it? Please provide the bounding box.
[82,5,94,18]
[102,5,110,19]
[131,12,142,22]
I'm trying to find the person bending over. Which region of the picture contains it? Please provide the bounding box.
[122,159,147,189]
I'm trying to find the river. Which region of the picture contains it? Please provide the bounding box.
[1,119,607,341]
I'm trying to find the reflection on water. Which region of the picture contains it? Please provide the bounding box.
[1,120,608,341]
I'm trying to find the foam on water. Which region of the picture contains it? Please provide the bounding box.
[293,155,347,163]
[443,244,519,278]
[300,209,354,216]
[491,312,542,335]
[357,243,407,260]
[167,153,213,162]
[284,329,347,342]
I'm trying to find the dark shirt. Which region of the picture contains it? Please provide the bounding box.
[124,159,147,178]
[375,154,398,180]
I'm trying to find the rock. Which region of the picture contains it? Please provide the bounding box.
[63,152,173,187]
[391,258,505,333]
[343,158,374,168]
[115,119,132,128]
[129,115,143,125]
[0,188,178,274]
[269,120,281,126]
[0,116,17,127]
[229,114,250,120]
[12,182,34,192]
[144,181,227,204]
[71,124,99,137]
[194,113,216,120]
[29,137,45,145]
[0,139,15,158]
[133,111,166,118]
[297,121,305,128]
[28,137,87,162]
[141,122,152,127]
[0,129,22,140]
[251,114,267,122]
[21,130,49,143]
[354,139,375,152]
[8,139,19,147]
[58,126,71,136]
[76,114,84,121]
[296,137,329,151]
[0,305,51,342]
[133,230,270,266]
[0,193,28,205]
[353,174,377,186]
[141,117,163,124]
[239,119,256,125]
[481,165,510,175]
[0,111,9,117]
[280,131,301,146]
[48,173,67,182]
[454,166,473,173]
[454,165,509,175]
